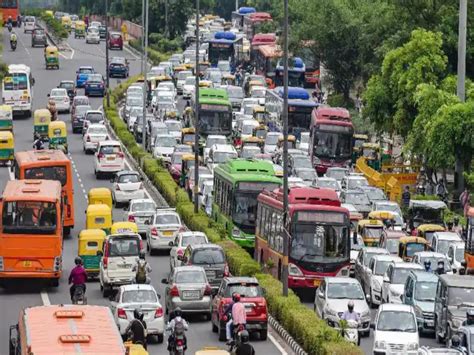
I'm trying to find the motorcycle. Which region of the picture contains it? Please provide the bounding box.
[10,41,16,51]
[167,320,187,355]
[72,284,87,305]
[342,320,360,346]
[227,319,246,353]
[7,23,12,32]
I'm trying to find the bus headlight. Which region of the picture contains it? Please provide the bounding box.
[288,263,304,276]
[232,227,243,239]
[336,266,350,277]
[0,256,3,271]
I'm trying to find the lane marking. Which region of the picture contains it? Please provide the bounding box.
[40,291,51,306]
[268,333,288,355]
[14,29,31,58]
[68,152,88,201]
[123,45,140,60]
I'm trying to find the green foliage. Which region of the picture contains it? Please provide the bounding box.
[41,12,69,39]
[149,33,183,53]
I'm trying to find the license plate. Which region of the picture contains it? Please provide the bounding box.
[426,320,434,326]
[119,264,131,268]
[313,279,321,286]
[206,271,216,279]
[162,231,174,236]
[107,156,115,161]
[23,261,32,267]
[176,346,183,351]
[182,290,200,299]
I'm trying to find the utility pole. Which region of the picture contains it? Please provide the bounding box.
[141,0,145,75]
[194,0,200,214]
[165,0,169,39]
[142,0,149,146]
[105,0,110,107]
[235,0,238,11]
[455,0,467,192]
[282,0,289,297]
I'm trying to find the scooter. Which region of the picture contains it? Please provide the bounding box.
[10,41,16,51]
[167,320,187,355]
[72,285,87,305]
[342,320,360,346]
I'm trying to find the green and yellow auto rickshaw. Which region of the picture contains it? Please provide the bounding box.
[0,105,13,131]
[74,20,86,38]
[78,228,107,278]
[45,46,59,70]
[33,109,52,140]
[48,121,68,153]
[0,131,14,166]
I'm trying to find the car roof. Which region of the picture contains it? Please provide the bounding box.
[364,247,390,253]
[372,254,402,262]
[87,123,106,129]
[413,251,446,258]
[120,284,155,292]
[116,170,139,176]
[174,265,205,272]
[179,231,206,238]
[189,243,223,251]
[439,274,474,287]
[379,303,414,312]
[434,232,461,240]
[409,270,439,282]
[392,262,423,270]
[130,198,154,204]
[211,144,236,152]
[98,140,120,146]
[325,277,360,284]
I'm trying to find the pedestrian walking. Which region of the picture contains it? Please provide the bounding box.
[402,186,411,207]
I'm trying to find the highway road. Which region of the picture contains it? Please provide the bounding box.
[0,27,289,355]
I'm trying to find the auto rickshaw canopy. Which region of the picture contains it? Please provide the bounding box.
[111,221,139,235]
[85,203,113,232]
[45,45,59,56]
[88,187,113,209]
[48,121,67,138]
[398,236,430,261]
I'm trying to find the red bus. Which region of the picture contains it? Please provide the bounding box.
[254,44,281,88]
[243,12,272,41]
[309,107,354,174]
[1,0,19,26]
[255,186,351,289]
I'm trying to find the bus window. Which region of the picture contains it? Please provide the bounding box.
[2,201,57,233]
[25,166,67,186]
[3,73,28,91]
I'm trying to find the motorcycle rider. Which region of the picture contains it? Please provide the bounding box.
[7,16,12,32]
[462,309,474,326]
[10,32,17,49]
[167,307,189,352]
[125,309,147,350]
[435,260,446,275]
[33,133,45,150]
[424,260,432,273]
[225,293,247,345]
[68,257,87,303]
[340,300,360,322]
[132,251,152,284]
[234,330,255,355]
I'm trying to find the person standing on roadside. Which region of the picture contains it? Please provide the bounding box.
[402,186,411,207]
[460,187,471,217]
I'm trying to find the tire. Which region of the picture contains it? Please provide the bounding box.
[259,329,267,341]
[102,284,110,297]
[157,333,164,344]
[50,278,59,287]
[218,325,226,341]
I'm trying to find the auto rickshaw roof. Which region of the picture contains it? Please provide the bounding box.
[417,224,445,232]
[358,219,384,227]
[88,187,112,196]
[182,127,196,134]
[409,200,447,210]
[86,203,111,214]
[0,130,13,140]
[46,45,59,52]
[182,153,197,161]
[278,135,296,142]
[362,143,380,149]
[354,134,369,140]
[399,236,429,244]
[243,136,263,142]
[368,211,396,220]
[111,221,138,233]
[253,106,265,113]
[79,228,107,240]
[49,120,67,129]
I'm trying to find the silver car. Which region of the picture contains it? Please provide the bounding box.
[124,199,157,237]
[161,266,212,318]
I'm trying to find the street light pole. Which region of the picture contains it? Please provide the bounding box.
[105,0,110,107]
[235,0,238,11]
[141,0,145,75]
[142,0,149,146]
[193,0,200,214]
[282,0,289,297]
[165,0,169,39]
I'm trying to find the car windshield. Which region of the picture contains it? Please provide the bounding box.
[345,193,370,205]
[448,287,474,306]
[420,256,451,271]
[385,239,400,254]
[415,281,437,302]
[375,203,401,214]
[224,284,262,297]
[156,136,176,147]
[326,169,347,181]
[218,62,230,72]
[298,170,317,181]
[391,268,414,284]
[348,178,369,189]
[127,98,143,107]
[178,72,192,80]
[242,123,256,135]
[155,213,180,225]
[227,87,244,98]
[76,106,91,116]
[60,82,74,89]
[377,311,417,332]
[2,201,57,234]
[108,237,140,257]
[118,174,140,183]
[165,121,182,132]
[327,282,364,299]
[182,234,208,247]
[374,260,392,275]
[213,151,237,164]
[176,270,206,284]
[300,133,310,144]
[252,89,266,98]
[79,68,94,74]
[88,126,107,134]
[292,157,312,169]
[241,148,260,159]
[364,188,386,201]
[317,179,339,190]
[192,248,225,264]
[131,201,155,212]
[185,77,196,85]
[122,290,157,303]
[86,113,104,123]
[437,239,455,255]
[365,227,383,239]
[87,74,103,82]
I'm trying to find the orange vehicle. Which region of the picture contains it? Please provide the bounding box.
[0,180,63,286]
[13,150,75,235]
[1,0,19,26]
[464,207,474,274]
[9,305,127,355]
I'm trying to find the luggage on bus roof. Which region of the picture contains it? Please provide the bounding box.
[239,7,256,14]
[214,31,236,41]
[275,87,310,100]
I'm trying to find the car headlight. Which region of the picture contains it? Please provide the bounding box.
[371,279,381,291]
[407,342,418,350]
[374,340,386,349]
[453,318,463,329]
[324,307,337,317]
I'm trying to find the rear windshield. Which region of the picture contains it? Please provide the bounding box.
[60,82,74,89]
[107,237,140,257]
[122,290,157,303]
[111,33,122,39]
[24,166,67,186]
[131,201,155,212]
[155,214,180,225]
[74,98,89,106]
[79,68,94,74]
[182,234,208,247]
[175,270,206,284]
[118,174,140,183]
[192,248,225,264]
[224,283,262,297]
[86,112,104,122]
[100,145,121,154]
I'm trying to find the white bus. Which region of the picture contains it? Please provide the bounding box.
[2,64,34,117]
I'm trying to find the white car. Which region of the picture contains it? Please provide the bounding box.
[170,232,209,271]
[263,132,283,154]
[176,70,193,94]
[315,177,341,196]
[94,140,125,178]
[112,170,145,205]
[297,132,310,153]
[341,174,369,190]
[83,110,105,133]
[354,247,390,287]
[153,134,177,161]
[86,27,100,44]
[126,85,143,99]
[49,88,70,112]
[124,96,144,122]
[198,179,214,215]
[250,86,266,106]
[110,284,165,343]
[207,144,238,172]
[146,209,183,253]
[182,77,196,99]
[431,231,462,255]
[447,242,465,273]
[364,255,403,306]
[164,119,182,140]
[127,107,143,132]
[372,201,403,217]
[325,167,349,184]
[204,135,227,161]
[382,262,424,304]
[124,198,157,236]
[372,303,419,355]
[83,124,108,153]
[412,251,453,274]
[240,146,262,159]
[240,119,260,140]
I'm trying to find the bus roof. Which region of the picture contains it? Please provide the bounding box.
[214,31,236,41]
[258,44,282,58]
[276,57,305,71]
[251,33,276,46]
[20,305,125,354]
[214,159,281,183]
[3,180,62,202]
[239,7,256,14]
[8,64,31,74]
[275,87,310,100]
[313,106,351,122]
[200,88,229,100]
[15,149,70,166]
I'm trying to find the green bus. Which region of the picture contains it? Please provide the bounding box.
[197,88,232,137]
[212,159,282,248]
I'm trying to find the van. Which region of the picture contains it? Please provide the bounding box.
[431,232,462,255]
[24,16,36,33]
[403,270,438,334]
[99,233,142,297]
[434,274,474,343]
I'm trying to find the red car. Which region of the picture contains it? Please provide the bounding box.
[211,277,268,341]
[108,31,123,50]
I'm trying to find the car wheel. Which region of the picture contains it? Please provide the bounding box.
[157,334,164,344]
[218,325,226,341]
[259,329,267,341]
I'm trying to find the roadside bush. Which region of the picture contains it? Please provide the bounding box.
[128,38,171,65]
[40,13,68,40]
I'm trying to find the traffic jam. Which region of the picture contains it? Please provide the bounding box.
[1,6,474,355]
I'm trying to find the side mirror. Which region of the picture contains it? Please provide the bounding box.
[168,241,174,247]
[96,251,103,257]
[161,278,168,284]
[370,323,375,330]
[366,294,371,303]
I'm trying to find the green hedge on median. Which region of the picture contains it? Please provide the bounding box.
[104,79,363,355]
[40,13,69,40]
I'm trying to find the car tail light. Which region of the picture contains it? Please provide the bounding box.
[151,227,158,236]
[128,215,135,222]
[170,285,179,297]
[204,284,212,296]
[154,307,163,318]
[177,249,184,257]
[224,263,230,277]
[118,152,124,158]
[115,184,121,191]
[176,339,184,347]
[117,308,127,319]
[102,256,108,268]
[97,153,105,160]
[86,135,91,142]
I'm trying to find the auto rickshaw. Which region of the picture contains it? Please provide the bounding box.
[357,219,384,247]
[0,105,13,131]
[45,46,59,69]
[85,203,112,234]
[0,131,14,166]
[398,236,430,261]
[124,341,149,355]
[173,65,188,74]
[74,20,86,38]
[241,136,264,150]
[33,109,52,140]
[199,80,213,88]
[361,142,381,170]
[252,106,267,124]
[181,127,196,146]
[61,15,72,31]
[88,187,113,209]
[195,347,230,355]
[352,134,369,164]
[368,211,398,228]
[221,74,235,86]
[78,229,107,278]
[48,121,68,153]
[408,200,447,234]
[253,123,268,139]
[277,135,296,150]
[247,80,264,96]
[416,224,445,246]
[111,221,139,235]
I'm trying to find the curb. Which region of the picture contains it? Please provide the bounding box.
[269,315,308,355]
[37,20,63,50]
[124,42,153,67]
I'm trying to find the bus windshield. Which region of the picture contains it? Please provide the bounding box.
[3,73,28,90]
[2,201,57,234]
[313,131,352,159]
[1,0,18,9]
[25,166,67,186]
[199,108,232,135]
[288,108,313,131]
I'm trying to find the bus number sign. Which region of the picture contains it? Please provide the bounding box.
[200,104,229,111]
[297,211,345,224]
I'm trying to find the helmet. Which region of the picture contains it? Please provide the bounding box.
[74,257,83,265]
[133,308,143,320]
[424,260,431,267]
[232,293,241,302]
[467,309,474,324]
[139,251,145,260]
[240,330,250,343]
[451,334,461,347]
[348,300,354,311]
[174,307,182,318]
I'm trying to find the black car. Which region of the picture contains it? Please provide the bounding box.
[58,80,76,99]
[109,57,129,78]
[71,105,92,133]
[99,25,107,39]
[31,28,47,47]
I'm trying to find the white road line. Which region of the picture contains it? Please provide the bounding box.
[58,51,68,59]
[40,291,51,306]
[15,30,31,58]
[123,44,140,60]
[268,333,288,355]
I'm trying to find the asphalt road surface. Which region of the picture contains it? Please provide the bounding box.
[0,28,288,355]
